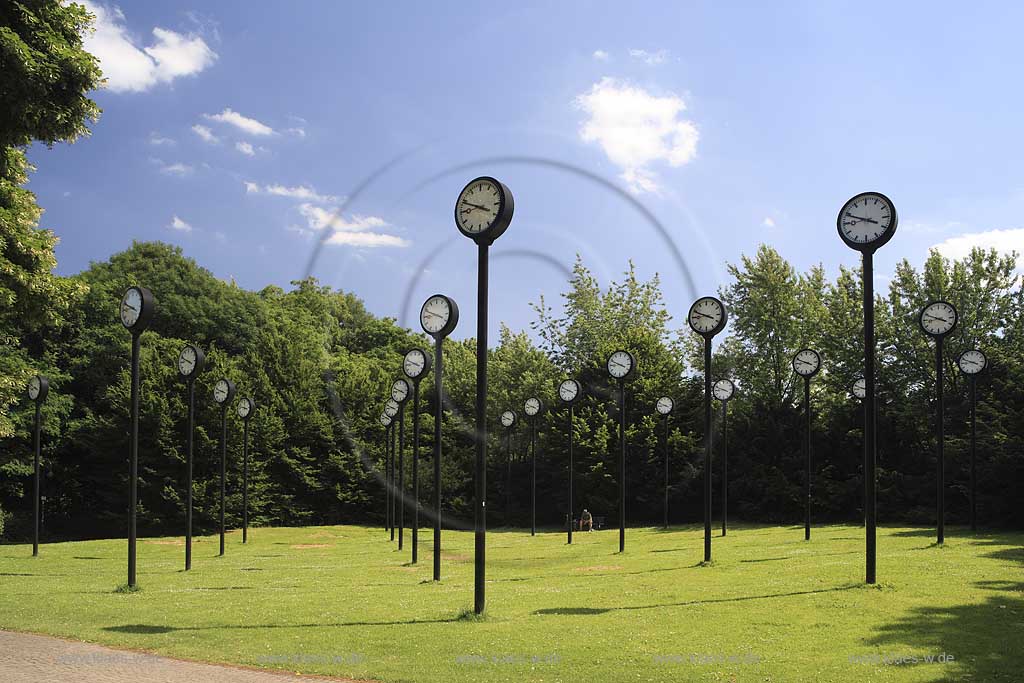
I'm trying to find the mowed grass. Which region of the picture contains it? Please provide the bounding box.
[1,522,1022,682]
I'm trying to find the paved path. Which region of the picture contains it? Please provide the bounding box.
[0,630,366,682]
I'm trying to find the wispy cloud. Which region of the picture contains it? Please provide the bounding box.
[762,217,777,228]
[574,77,698,193]
[592,49,610,62]
[149,132,175,146]
[155,160,194,176]
[81,1,217,93]
[203,108,274,136]
[629,48,670,65]
[245,182,337,203]
[292,203,409,248]
[191,124,218,144]
[285,127,306,138]
[235,141,256,156]
[168,215,193,232]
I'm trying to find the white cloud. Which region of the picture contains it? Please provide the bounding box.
[149,132,175,145]
[931,228,1024,269]
[157,161,193,176]
[285,127,306,138]
[81,1,217,93]
[574,77,699,193]
[246,183,337,203]
[629,48,670,65]
[235,141,255,156]
[191,124,218,143]
[244,181,260,194]
[168,215,192,232]
[325,232,411,248]
[298,204,387,231]
[762,217,776,228]
[293,203,408,248]
[592,50,610,61]
[203,108,274,136]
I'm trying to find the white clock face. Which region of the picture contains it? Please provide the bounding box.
[380,414,390,427]
[28,377,40,400]
[524,398,541,416]
[404,350,426,378]
[456,179,501,234]
[713,379,735,401]
[793,350,820,377]
[920,302,957,336]
[656,396,673,414]
[384,399,399,418]
[959,349,986,375]
[420,296,451,335]
[688,297,724,335]
[839,193,894,245]
[391,379,409,403]
[214,380,230,403]
[852,378,866,399]
[178,346,197,377]
[500,410,516,427]
[237,398,252,418]
[607,351,633,379]
[120,288,142,328]
[559,380,579,403]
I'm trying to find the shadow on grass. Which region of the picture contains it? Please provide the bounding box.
[533,584,860,616]
[103,614,463,634]
[740,556,791,563]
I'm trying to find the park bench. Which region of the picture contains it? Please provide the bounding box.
[567,515,606,530]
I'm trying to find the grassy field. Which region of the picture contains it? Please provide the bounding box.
[1,522,1022,682]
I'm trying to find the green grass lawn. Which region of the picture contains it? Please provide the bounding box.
[1,522,1022,682]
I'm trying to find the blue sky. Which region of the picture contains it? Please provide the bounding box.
[29,1,1024,341]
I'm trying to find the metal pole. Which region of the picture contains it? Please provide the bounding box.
[863,251,877,583]
[186,380,195,570]
[937,337,945,545]
[242,418,249,544]
[390,422,397,542]
[805,377,811,541]
[722,401,728,537]
[567,404,574,545]
[506,428,512,525]
[399,405,405,551]
[412,381,420,564]
[531,419,536,536]
[433,337,443,581]
[663,413,669,529]
[970,376,977,533]
[619,380,626,553]
[384,423,389,534]
[128,333,140,586]
[474,243,488,614]
[33,403,41,557]
[219,405,226,556]
[703,339,712,562]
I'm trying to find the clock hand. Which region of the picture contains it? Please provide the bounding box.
[845,213,880,225]
[693,311,716,321]
[461,200,490,212]
[124,304,138,312]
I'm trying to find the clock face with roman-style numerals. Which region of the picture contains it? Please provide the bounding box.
[837,192,897,251]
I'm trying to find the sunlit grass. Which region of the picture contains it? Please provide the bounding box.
[1,522,1022,681]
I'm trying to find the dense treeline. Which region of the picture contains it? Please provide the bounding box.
[2,240,1024,542]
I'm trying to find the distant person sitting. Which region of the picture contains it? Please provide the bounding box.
[581,509,593,532]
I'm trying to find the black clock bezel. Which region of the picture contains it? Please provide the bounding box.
[27,375,49,403]
[792,349,822,378]
[837,191,898,253]
[852,377,866,399]
[403,348,433,382]
[687,296,728,338]
[384,398,400,418]
[500,410,517,428]
[713,378,736,402]
[558,379,582,405]
[655,396,673,415]
[919,300,958,338]
[237,396,256,420]
[606,349,636,382]
[454,176,514,246]
[420,294,460,339]
[178,344,206,381]
[524,397,544,418]
[120,285,156,333]
[957,348,987,376]
[391,378,411,404]
[380,413,392,427]
[214,378,237,406]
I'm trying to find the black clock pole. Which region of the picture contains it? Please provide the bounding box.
[474,242,488,614]
[703,339,713,562]
[804,376,812,541]
[242,415,249,544]
[863,252,878,583]
[185,378,195,570]
[219,403,227,557]
[33,401,41,557]
[936,336,945,545]
[722,399,728,537]
[663,412,669,529]
[506,426,512,525]
[398,404,405,551]
[433,337,444,581]
[567,404,574,545]
[412,380,420,564]
[970,375,977,533]
[530,415,537,537]
[390,422,397,542]
[618,379,626,553]
[128,331,141,586]
[384,423,390,535]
